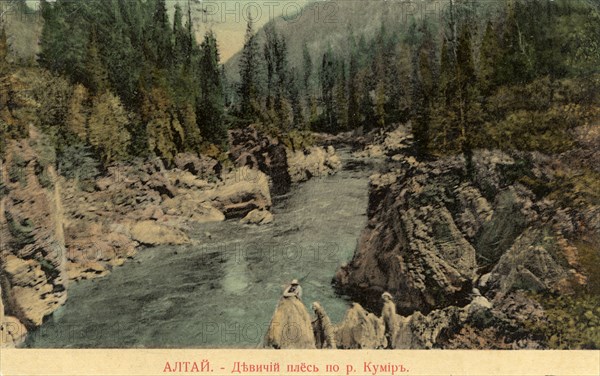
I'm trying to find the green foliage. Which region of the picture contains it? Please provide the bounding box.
[197,30,227,147]
[527,293,600,349]
[238,17,261,122]
[37,0,225,162]
[57,142,100,183]
[87,91,132,165]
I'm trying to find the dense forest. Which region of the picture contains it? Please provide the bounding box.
[1,0,600,175]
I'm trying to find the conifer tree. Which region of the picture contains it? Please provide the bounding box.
[347,53,361,130]
[198,30,226,146]
[147,0,173,69]
[0,26,8,75]
[238,16,260,121]
[320,47,336,131]
[84,28,110,95]
[478,20,500,95]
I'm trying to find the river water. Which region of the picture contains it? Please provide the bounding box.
[25,150,374,348]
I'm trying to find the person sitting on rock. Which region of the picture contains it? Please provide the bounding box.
[283,279,302,300]
[381,292,398,349]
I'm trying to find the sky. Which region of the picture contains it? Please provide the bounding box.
[189,0,311,62]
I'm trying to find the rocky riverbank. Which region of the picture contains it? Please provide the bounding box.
[334,123,599,348]
[0,125,342,347]
[258,122,599,350]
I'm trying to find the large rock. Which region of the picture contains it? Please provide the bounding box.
[129,221,190,246]
[240,209,273,225]
[263,298,316,349]
[485,227,579,296]
[287,146,342,183]
[335,303,387,349]
[229,126,292,195]
[161,194,225,224]
[207,167,272,219]
[174,153,219,179]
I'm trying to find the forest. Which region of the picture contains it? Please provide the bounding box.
[2,0,599,179]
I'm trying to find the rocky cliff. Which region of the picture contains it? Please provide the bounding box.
[334,124,599,348]
[1,128,66,346]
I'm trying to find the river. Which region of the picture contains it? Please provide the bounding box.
[24,149,374,348]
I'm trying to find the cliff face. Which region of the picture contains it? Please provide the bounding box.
[1,128,66,346]
[229,126,342,195]
[335,124,599,345]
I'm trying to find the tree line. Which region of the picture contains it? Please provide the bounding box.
[36,0,226,168]
[3,0,600,175]
[236,0,599,159]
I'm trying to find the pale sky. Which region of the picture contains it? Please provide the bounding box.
[189,0,311,62]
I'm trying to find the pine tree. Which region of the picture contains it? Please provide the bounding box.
[264,23,277,112]
[238,16,261,121]
[66,84,90,141]
[147,0,173,69]
[302,42,313,93]
[497,1,534,85]
[141,83,184,163]
[454,23,483,172]
[84,28,110,95]
[412,26,437,157]
[347,53,360,130]
[0,27,8,73]
[198,30,226,147]
[320,47,336,132]
[478,20,500,95]
[334,61,349,131]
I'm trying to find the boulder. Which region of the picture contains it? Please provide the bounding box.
[161,194,225,224]
[174,153,219,178]
[229,126,292,195]
[335,303,386,349]
[263,298,316,349]
[287,146,342,183]
[129,221,190,246]
[240,209,274,225]
[207,167,272,219]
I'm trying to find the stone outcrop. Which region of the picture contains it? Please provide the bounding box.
[229,126,291,195]
[205,167,272,219]
[128,221,190,246]
[1,130,67,333]
[335,123,599,348]
[335,303,387,349]
[336,145,595,315]
[336,156,480,313]
[287,146,342,183]
[263,297,316,349]
[230,126,343,192]
[240,209,274,225]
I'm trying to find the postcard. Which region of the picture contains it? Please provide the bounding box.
[0,1,599,375]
